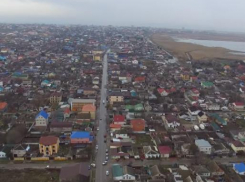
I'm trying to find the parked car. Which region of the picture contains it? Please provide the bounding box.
[106,171,109,176]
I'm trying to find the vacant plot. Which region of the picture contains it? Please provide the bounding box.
[0,169,60,182]
[151,34,245,61]
[134,134,154,146]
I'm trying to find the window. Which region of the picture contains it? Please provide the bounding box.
[53,150,55,153]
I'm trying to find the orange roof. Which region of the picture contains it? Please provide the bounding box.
[110,124,122,128]
[130,119,145,131]
[82,104,96,112]
[0,102,7,110]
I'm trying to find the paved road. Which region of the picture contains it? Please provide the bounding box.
[95,50,109,182]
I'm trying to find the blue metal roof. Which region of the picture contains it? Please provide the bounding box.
[35,110,48,120]
[0,56,6,60]
[42,80,50,84]
[234,163,245,173]
[71,131,93,141]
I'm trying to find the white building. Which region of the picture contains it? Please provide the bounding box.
[0,151,6,158]
[195,139,212,155]
[35,110,49,127]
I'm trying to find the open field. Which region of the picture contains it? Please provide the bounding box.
[151,34,245,61]
[0,169,60,182]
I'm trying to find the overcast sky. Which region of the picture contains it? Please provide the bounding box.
[0,0,244,32]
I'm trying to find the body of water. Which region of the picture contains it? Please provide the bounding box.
[174,37,245,53]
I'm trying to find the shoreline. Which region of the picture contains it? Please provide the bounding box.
[151,34,245,61]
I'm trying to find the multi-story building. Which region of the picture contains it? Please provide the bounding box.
[39,136,59,156]
[50,92,62,104]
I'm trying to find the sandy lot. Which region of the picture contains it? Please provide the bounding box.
[151,34,245,61]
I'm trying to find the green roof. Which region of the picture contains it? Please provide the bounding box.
[125,105,134,110]
[126,104,143,111]
[112,164,123,177]
[211,122,220,131]
[210,113,227,125]
[201,81,214,87]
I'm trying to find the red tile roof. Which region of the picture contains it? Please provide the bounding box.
[233,102,244,106]
[134,76,145,82]
[64,108,70,114]
[158,146,172,154]
[113,115,125,122]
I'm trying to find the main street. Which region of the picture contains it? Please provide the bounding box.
[95,50,109,182]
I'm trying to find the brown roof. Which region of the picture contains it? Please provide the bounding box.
[51,92,62,97]
[39,136,59,145]
[50,122,72,128]
[232,140,245,147]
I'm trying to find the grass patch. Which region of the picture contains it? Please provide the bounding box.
[0,158,10,164]
[57,145,70,157]
[236,119,245,128]
[134,134,154,146]
[0,169,60,182]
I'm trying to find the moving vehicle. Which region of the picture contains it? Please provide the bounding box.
[106,171,109,176]
[102,161,107,165]
[103,100,105,104]
[96,145,98,150]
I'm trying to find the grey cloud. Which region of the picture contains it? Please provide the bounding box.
[0,0,245,32]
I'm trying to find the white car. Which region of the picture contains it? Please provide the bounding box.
[102,161,107,165]
[97,127,99,131]
[106,171,109,176]
[96,145,98,150]
[105,156,109,160]
[91,163,96,167]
